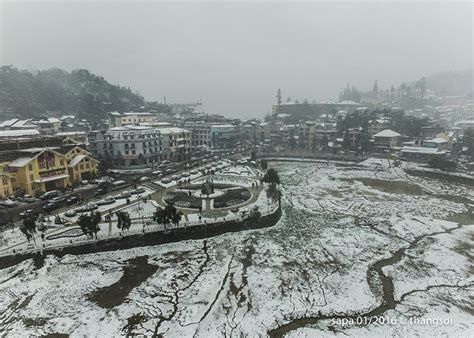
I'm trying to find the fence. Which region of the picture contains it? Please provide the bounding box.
[0,199,280,260]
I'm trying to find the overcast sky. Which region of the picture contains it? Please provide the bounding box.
[1,1,472,118]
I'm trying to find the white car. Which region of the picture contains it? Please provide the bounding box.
[96,196,116,205]
[64,210,77,217]
[139,176,151,182]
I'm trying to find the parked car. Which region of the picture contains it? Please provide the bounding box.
[19,209,37,219]
[139,176,151,183]
[66,196,80,205]
[64,209,77,217]
[76,202,98,212]
[117,191,131,199]
[190,169,199,175]
[49,196,67,206]
[181,172,190,178]
[96,196,116,206]
[40,190,59,200]
[152,170,162,177]
[161,177,172,184]
[131,187,146,194]
[171,174,181,181]
[95,188,107,197]
[111,180,127,189]
[0,199,18,208]
[43,202,59,213]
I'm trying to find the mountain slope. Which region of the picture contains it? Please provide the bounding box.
[0,66,145,122]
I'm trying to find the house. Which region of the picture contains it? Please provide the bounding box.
[7,148,72,195]
[0,146,98,197]
[422,138,449,150]
[400,146,447,162]
[368,119,390,136]
[373,129,401,152]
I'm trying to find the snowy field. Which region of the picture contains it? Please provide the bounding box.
[0,159,472,337]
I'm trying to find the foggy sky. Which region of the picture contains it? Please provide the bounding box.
[1,1,472,118]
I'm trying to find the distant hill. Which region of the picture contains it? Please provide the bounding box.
[0,66,145,123]
[424,69,472,97]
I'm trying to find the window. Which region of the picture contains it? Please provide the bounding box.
[30,174,34,180]
[2,177,7,185]
[28,164,33,171]
[60,159,64,165]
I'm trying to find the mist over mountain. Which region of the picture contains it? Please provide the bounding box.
[1,65,471,124]
[424,69,473,97]
[0,66,145,121]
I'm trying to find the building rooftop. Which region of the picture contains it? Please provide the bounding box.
[8,157,33,167]
[401,146,446,154]
[373,129,401,138]
[68,154,87,167]
[0,129,40,138]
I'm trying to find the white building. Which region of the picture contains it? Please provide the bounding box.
[183,121,212,150]
[94,126,162,169]
[108,112,155,128]
[157,127,192,161]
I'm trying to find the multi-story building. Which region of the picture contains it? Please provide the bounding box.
[108,112,155,128]
[4,146,98,196]
[298,121,316,149]
[210,125,240,149]
[158,127,192,161]
[94,126,162,169]
[182,121,212,150]
[241,120,261,145]
[0,133,98,197]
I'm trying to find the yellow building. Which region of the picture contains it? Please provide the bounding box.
[63,146,99,182]
[4,146,98,196]
[0,172,14,198]
[8,148,71,195]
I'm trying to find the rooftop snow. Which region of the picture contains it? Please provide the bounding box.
[0,129,40,137]
[68,154,87,167]
[8,157,33,167]
[401,146,446,154]
[373,129,401,138]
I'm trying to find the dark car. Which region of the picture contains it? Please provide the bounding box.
[49,196,67,207]
[95,188,107,197]
[40,190,59,200]
[19,209,38,219]
[66,196,80,205]
[43,202,59,213]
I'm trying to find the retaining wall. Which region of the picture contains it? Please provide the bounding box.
[0,203,282,269]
